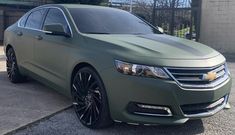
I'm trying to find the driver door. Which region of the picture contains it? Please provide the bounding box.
[34,8,73,89]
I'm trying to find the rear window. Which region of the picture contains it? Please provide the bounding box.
[18,13,29,27]
[25,9,47,30]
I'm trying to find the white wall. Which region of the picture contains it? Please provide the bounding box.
[200,0,235,54]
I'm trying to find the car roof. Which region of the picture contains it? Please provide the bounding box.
[61,4,109,9]
[38,4,115,10]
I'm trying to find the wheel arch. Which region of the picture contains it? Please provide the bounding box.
[5,44,13,53]
[70,62,99,86]
[70,61,113,127]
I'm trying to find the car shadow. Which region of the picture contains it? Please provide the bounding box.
[99,119,205,135]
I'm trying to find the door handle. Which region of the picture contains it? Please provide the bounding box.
[17,31,23,36]
[35,35,43,40]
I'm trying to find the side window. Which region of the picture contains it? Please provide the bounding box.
[19,13,29,27]
[25,9,46,29]
[43,8,70,33]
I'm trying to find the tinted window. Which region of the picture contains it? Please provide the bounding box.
[19,13,28,27]
[43,8,70,33]
[25,9,46,29]
[69,8,161,34]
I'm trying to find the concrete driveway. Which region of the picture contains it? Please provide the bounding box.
[0,46,71,135]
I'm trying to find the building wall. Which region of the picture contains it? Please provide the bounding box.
[0,0,53,44]
[0,6,31,43]
[200,0,235,54]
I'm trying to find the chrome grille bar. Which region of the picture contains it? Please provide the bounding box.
[164,64,229,89]
[211,65,225,73]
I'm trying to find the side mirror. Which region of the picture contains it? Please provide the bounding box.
[44,24,71,37]
[158,27,164,33]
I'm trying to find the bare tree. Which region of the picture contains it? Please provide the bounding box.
[152,0,190,8]
[134,0,153,22]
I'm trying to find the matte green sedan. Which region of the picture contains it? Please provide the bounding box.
[3,4,232,129]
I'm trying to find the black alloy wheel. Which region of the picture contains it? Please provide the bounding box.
[72,67,113,128]
[6,48,26,83]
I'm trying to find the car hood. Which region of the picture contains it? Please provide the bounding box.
[85,34,221,60]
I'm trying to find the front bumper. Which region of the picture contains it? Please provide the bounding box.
[101,68,232,125]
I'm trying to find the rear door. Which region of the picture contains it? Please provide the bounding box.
[34,8,73,89]
[16,9,47,71]
[14,13,30,67]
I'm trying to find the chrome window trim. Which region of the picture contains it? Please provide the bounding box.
[17,6,73,37]
[18,12,29,27]
[164,63,230,90]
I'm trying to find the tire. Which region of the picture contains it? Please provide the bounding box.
[71,67,113,129]
[6,48,26,83]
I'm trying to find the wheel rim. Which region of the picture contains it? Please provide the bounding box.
[6,50,17,81]
[72,71,102,126]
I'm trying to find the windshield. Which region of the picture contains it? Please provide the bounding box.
[69,8,161,34]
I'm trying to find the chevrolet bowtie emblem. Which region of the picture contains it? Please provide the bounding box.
[202,72,217,81]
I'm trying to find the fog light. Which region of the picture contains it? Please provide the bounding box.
[127,102,173,117]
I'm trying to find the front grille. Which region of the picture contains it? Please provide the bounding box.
[181,95,227,116]
[165,64,229,89]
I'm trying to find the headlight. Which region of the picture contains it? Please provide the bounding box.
[115,60,170,79]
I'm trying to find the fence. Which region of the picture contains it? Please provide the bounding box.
[118,0,202,41]
[152,0,202,41]
[0,1,202,43]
